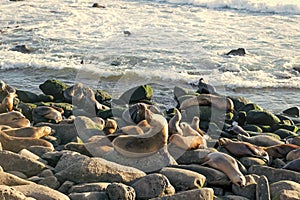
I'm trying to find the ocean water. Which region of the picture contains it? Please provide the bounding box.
[0,0,299,112]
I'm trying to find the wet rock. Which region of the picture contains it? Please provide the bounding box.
[106,182,135,200]
[149,188,214,200]
[12,184,70,200]
[131,173,175,199]
[10,44,33,53]
[239,157,267,169]
[55,157,146,184]
[226,48,246,56]
[18,102,37,121]
[274,128,298,139]
[238,103,263,113]
[171,164,231,187]
[54,151,89,172]
[229,96,250,112]
[69,182,109,193]
[0,150,46,177]
[220,195,250,200]
[103,149,177,173]
[119,85,153,104]
[160,167,206,191]
[94,89,112,104]
[173,86,191,101]
[69,192,108,200]
[248,165,300,183]
[282,106,300,118]
[16,90,53,103]
[38,175,60,189]
[0,185,29,200]
[27,145,54,157]
[256,175,270,200]
[232,175,257,200]
[39,79,68,101]
[246,110,281,126]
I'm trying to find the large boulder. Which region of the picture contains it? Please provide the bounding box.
[270,180,300,200]
[246,110,281,126]
[0,185,30,200]
[39,79,68,101]
[16,90,53,103]
[106,182,135,200]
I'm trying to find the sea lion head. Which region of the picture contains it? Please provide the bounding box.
[233,174,246,187]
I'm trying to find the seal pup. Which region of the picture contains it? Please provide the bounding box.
[286,148,300,161]
[202,152,246,187]
[263,144,300,159]
[0,130,54,153]
[237,134,284,147]
[32,106,63,124]
[179,94,234,112]
[218,138,269,163]
[282,158,300,172]
[196,78,217,94]
[112,108,168,158]
[2,126,53,138]
[0,111,30,128]
[168,108,183,136]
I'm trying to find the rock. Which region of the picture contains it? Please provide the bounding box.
[229,96,250,112]
[256,175,270,200]
[272,190,300,200]
[246,110,281,126]
[38,175,60,189]
[16,90,53,103]
[37,102,73,118]
[242,125,263,132]
[282,106,300,118]
[171,164,231,187]
[12,184,70,200]
[274,128,298,139]
[173,86,190,100]
[103,149,177,173]
[0,171,32,186]
[92,3,106,8]
[232,175,257,200]
[131,173,175,199]
[42,151,65,167]
[19,149,48,165]
[54,151,89,172]
[18,102,37,121]
[39,169,54,177]
[239,157,267,169]
[74,116,105,142]
[0,185,29,200]
[270,180,300,198]
[220,195,250,200]
[238,103,263,113]
[69,182,109,193]
[118,85,153,104]
[69,192,108,200]
[10,44,33,53]
[0,150,46,177]
[106,182,136,200]
[226,48,246,56]
[58,181,74,194]
[159,167,206,191]
[94,89,112,103]
[283,158,300,172]
[27,176,43,183]
[39,79,68,101]
[149,188,214,200]
[27,145,54,157]
[248,165,300,183]
[55,157,146,184]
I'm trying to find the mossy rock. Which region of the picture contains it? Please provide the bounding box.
[238,103,263,113]
[242,125,263,133]
[94,89,112,104]
[119,85,153,104]
[39,79,68,101]
[274,129,298,139]
[35,102,73,118]
[18,102,37,121]
[276,114,294,126]
[246,110,281,126]
[16,90,54,103]
[97,106,126,120]
[272,124,299,133]
[229,96,251,111]
[234,111,247,126]
[258,125,273,132]
[282,106,300,118]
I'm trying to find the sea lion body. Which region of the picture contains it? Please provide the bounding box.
[2,126,53,138]
[112,109,168,158]
[237,134,283,147]
[286,148,300,161]
[168,108,183,136]
[282,158,300,172]
[0,111,30,128]
[0,92,17,113]
[202,152,246,187]
[169,134,206,150]
[263,144,300,159]
[0,130,54,153]
[32,106,63,124]
[227,125,250,137]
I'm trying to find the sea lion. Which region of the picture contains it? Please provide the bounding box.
[290,136,300,146]
[286,148,300,161]
[63,82,84,104]
[122,103,161,124]
[237,134,284,147]
[263,144,300,159]
[0,111,30,128]
[179,94,234,112]
[0,130,54,153]
[0,92,17,113]
[190,116,210,139]
[218,138,269,163]
[2,126,53,138]
[282,158,300,172]
[226,124,250,137]
[32,106,63,124]
[202,152,246,187]
[82,87,109,113]
[169,134,207,150]
[112,108,168,158]
[180,122,201,137]
[168,108,183,136]
[196,78,217,94]
[226,48,246,56]
[103,118,118,135]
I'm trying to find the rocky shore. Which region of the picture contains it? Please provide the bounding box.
[0,78,299,200]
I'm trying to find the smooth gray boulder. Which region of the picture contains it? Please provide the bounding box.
[106,182,136,200]
[149,188,214,200]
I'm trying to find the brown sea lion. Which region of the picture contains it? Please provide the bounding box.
[2,126,53,138]
[0,130,54,153]
[112,108,168,158]
[122,103,161,124]
[0,92,17,113]
[179,94,234,112]
[190,116,206,137]
[202,152,246,187]
[263,144,300,159]
[180,122,201,137]
[237,134,284,147]
[169,134,207,150]
[103,118,118,135]
[218,138,269,163]
[83,87,109,113]
[286,148,300,161]
[32,106,63,124]
[168,108,183,136]
[0,111,30,128]
[63,82,84,104]
[290,136,300,146]
[282,158,300,172]
[227,124,250,137]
